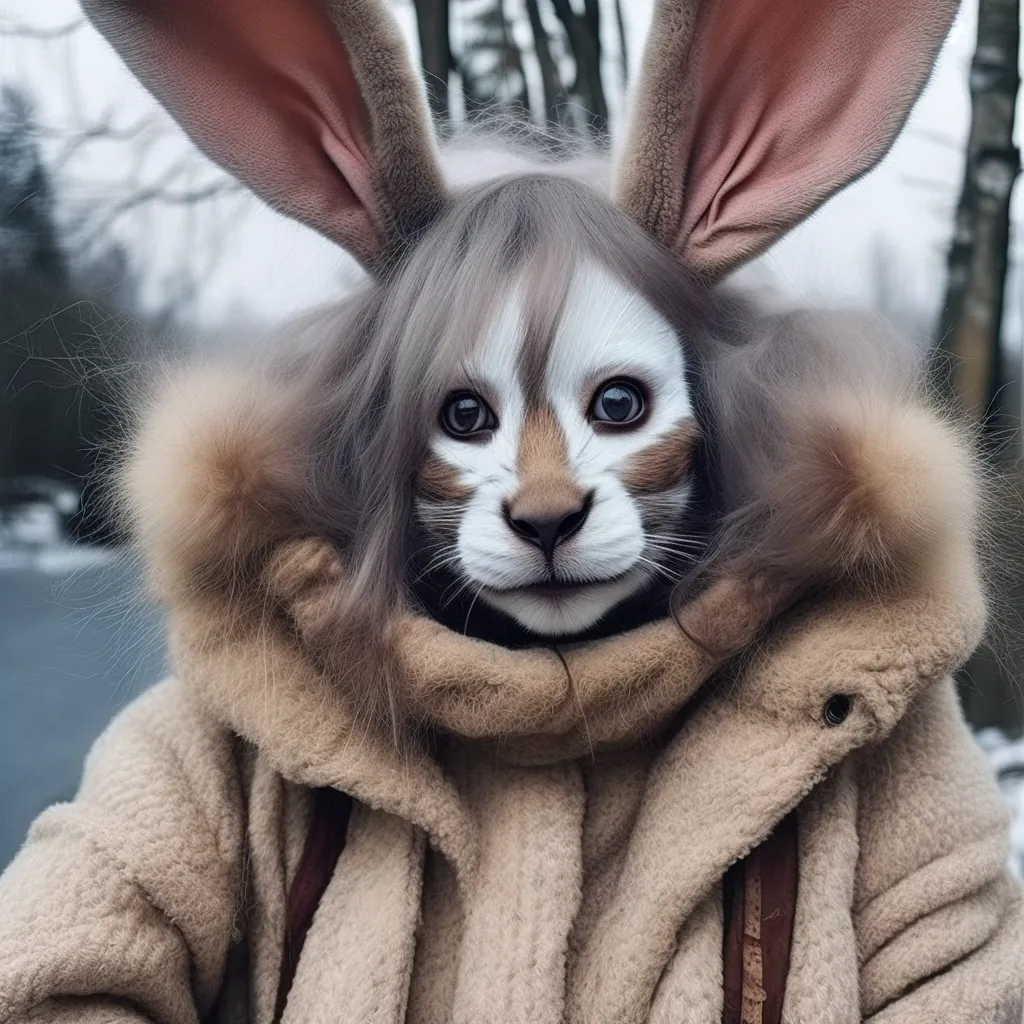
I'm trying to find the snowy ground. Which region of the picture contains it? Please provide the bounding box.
[1,540,1023,873]
[0,549,165,866]
[0,500,117,574]
[976,730,1024,877]
[0,543,116,574]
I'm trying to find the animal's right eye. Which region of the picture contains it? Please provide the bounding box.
[441,391,497,439]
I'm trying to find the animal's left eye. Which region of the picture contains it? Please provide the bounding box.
[441,391,497,438]
[589,379,646,426]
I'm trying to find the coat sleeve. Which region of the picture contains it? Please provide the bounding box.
[0,679,246,1024]
[853,677,1024,1023]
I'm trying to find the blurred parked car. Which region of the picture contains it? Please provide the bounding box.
[0,477,80,548]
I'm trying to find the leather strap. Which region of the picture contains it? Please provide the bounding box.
[276,791,798,1024]
[274,787,352,1023]
[722,812,800,1024]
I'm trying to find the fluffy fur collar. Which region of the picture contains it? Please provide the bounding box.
[123,352,985,824]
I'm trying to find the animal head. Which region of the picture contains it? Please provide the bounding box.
[304,175,718,640]
[413,208,704,637]
[89,0,957,640]
[422,272,697,635]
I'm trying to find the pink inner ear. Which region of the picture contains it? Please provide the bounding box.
[111,0,381,259]
[674,0,952,276]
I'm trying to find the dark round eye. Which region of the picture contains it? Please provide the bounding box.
[590,379,646,425]
[441,391,496,438]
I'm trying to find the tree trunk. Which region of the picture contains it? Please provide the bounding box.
[497,0,531,115]
[614,0,629,88]
[549,0,609,137]
[412,0,452,128]
[932,0,1022,736]
[525,0,566,126]
[934,0,1020,427]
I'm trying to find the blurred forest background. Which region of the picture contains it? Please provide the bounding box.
[1,0,1024,863]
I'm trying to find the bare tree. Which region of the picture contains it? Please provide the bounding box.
[613,0,629,89]
[411,0,610,141]
[412,0,453,127]
[548,0,608,135]
[933,0,1020,432]
[457,0,531,119]
[931,0,1023,735]
[0,17,245,325]
[523,0,568,127]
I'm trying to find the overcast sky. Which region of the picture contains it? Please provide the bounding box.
[0,0,1019,348]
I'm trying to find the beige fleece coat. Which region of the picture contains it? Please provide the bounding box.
[1,369,1023,1024]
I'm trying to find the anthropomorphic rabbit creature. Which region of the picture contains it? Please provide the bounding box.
[2,1,1023,1022]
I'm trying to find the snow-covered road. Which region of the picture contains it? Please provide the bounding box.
[0,554,165,866]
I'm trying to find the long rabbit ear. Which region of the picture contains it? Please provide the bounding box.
[81,0,446,270]
[615,0,957,281]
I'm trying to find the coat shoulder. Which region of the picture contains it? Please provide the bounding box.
[72,676,247,861]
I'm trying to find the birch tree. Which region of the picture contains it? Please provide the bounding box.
[933,0,1023,734]
[934,0,1020,431]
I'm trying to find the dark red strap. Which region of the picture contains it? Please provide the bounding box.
[274,787,352,1023]
[722,812,799,1024]
[275,789,796,1024]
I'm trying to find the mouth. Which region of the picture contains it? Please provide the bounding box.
[476,567,653,637]
[516,581,589,599]
[489,572,630,599]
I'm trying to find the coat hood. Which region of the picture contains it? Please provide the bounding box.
[119,322,987,874]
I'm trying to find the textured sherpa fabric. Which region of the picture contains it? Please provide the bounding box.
[1,364,1023,1024]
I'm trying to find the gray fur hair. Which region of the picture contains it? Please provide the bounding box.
[264,171,933,723]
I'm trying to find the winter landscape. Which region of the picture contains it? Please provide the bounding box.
[2,0,1024,879]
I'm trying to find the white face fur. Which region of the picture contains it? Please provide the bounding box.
[415,261,699,637]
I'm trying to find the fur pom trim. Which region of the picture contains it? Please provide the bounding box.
[120,364,302,600]
[705,310,981,594]
[738,395,979,588]
[122,339,981,614]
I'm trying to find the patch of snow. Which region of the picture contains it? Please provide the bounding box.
[0,482,109,574]
[0,544,118,574]
[977,728,1024,877]
[1,503,64,549]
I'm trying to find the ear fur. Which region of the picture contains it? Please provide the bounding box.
[82,0,446,270]
[616,0,958,279]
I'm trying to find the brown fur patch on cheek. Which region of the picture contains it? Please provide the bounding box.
[416,452,472,543]
[620,419,700,496]
[417,451,471,504]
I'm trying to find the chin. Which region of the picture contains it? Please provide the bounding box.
[479,569,648,638]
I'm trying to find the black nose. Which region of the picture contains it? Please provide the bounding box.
[505,496,592,564]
